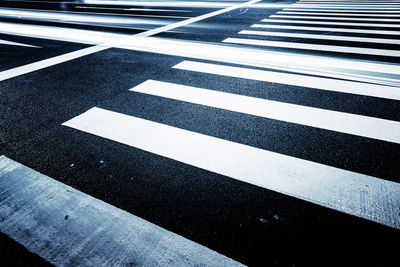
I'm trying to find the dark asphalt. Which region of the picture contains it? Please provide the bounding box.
[1,0,399,266]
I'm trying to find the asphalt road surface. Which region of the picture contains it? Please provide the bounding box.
[0,0,400,266]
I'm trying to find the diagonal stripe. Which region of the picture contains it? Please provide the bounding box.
[130,80,400,143]
[0,0,261,81]
[172,60,400,101]
[0,39,40,48]
[222,37,400,57]
[0,156,242,267]
[62,107,400,230]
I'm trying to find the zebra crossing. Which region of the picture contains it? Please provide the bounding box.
[224,0,400,62]
[1,0,400,266]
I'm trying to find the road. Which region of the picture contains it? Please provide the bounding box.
[0,0,399,266]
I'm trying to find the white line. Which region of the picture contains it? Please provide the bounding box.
[222,37,400,57]
[290,5,400,9]
[251,24,400,35]
[270,14,400,22]
[130,80,400,143]
[283,8,400,13]
[62,108,400,230]
[238,30,400,45]
[0,39,40,48]
[277,11,400,16]
[0,0,261,81]
[261,18,400,28]
[0,156,243,267]
[173,60,400,101]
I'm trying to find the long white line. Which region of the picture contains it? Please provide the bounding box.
[277,11,400,17]
[173,60,400,101]
[261,18,400,28]
[283,8,400,13]
[238,30,400,45]
[290,5,400,9]
[251,24,400,35]
[62,107,400,230]
[130,80,400,143]
[0,0,261,81]
[270,14,400,22]
[222,37,400,57]
[0,156,242,267]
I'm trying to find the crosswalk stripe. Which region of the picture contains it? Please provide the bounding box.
[251,23,400,35]
[289,5,400,9]
[238,30,400,45]
[130,79,400,143]
[283,8,400,13]
[277,11,400,16]
[62,107,400,230]
[0,156,242,267]
[270,14,400,22]
[172,60,400,101]
[260,18,400,28]
[222,37,400,57]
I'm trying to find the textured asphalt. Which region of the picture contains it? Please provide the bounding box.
[1,0,399,266]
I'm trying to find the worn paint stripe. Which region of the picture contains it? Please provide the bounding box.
[0,155,243,267]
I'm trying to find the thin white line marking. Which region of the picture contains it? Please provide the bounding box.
[0,39,40,48]
[261,18,400,28]
[0,156,243,267]
[277,11,400,16]
[270,14,400,22]
[251,23,400,35]
[222,37,400,57]
[130,80,400,143]
[0,0,261,81]
[62,108,400,230]
[283,8,400,13]
[238,30,400,45]
[173,60,400,101]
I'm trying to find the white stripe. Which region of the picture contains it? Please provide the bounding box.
[0,0,261,81]
[251,24,400,35]
[277,11,400,16]
[261,18,400,28]
[238,30,400,45]
[130,80,400,143]
[62,108,400,230]
[0,156,242,267]
[0,39,39,48]
[2,35,399,86]
[270,14,400,22]
[222,37,400,57]
[290,5,400,9]
[284,8,400,12]
[173,60,400,101]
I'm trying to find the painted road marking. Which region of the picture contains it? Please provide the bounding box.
[223,37,400,57]
[62,107,400,230]
[173,60,400,101]
[130,79,400,143]
[0,0,261,82]
[238,30,400,45]
[251,23,400,35]
[0,155,243,267]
